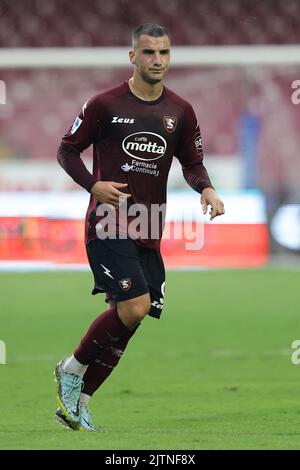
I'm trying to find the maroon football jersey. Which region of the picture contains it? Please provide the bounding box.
[58,81,213,249]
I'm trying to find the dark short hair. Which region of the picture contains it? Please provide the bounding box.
[132,24,170,49]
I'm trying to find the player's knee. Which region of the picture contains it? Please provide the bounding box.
[130,300,151,322]
[118,294,151,324]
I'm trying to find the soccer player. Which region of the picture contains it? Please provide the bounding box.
[55,23,225,431]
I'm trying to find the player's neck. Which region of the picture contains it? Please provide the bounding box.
[128,76,163,102]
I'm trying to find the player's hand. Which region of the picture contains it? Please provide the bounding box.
[201,187,225,221]
[91,181,131,208]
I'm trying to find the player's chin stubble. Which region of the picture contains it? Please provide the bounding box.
[140,69,165,85]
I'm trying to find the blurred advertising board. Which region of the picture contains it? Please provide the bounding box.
[0,190,268,269]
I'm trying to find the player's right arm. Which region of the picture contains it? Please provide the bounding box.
[57,97,130,207]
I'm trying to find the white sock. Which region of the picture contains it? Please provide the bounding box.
[63,355,88,378]
[80,393,91,408]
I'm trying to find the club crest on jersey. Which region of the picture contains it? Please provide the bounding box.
[163,116,177,133]
[119,278,132,291]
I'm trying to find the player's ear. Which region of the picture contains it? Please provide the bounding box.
[129,50,136,65]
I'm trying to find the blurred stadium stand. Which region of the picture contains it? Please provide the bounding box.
[0,0,299,47]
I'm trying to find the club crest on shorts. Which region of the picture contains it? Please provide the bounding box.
[163,116,177,133]
[119,278,132,291]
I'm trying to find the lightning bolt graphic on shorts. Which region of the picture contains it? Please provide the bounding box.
[100,264,114,279]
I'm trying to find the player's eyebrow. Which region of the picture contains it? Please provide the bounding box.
[142,48,170,54]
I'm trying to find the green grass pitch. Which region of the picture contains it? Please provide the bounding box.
[0,268,300,450]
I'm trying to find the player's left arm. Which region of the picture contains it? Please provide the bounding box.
[175,103,225,221]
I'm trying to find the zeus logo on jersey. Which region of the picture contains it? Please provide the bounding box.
[122,132,167,161]
[111,116,135,124]
[70,117,82,135]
